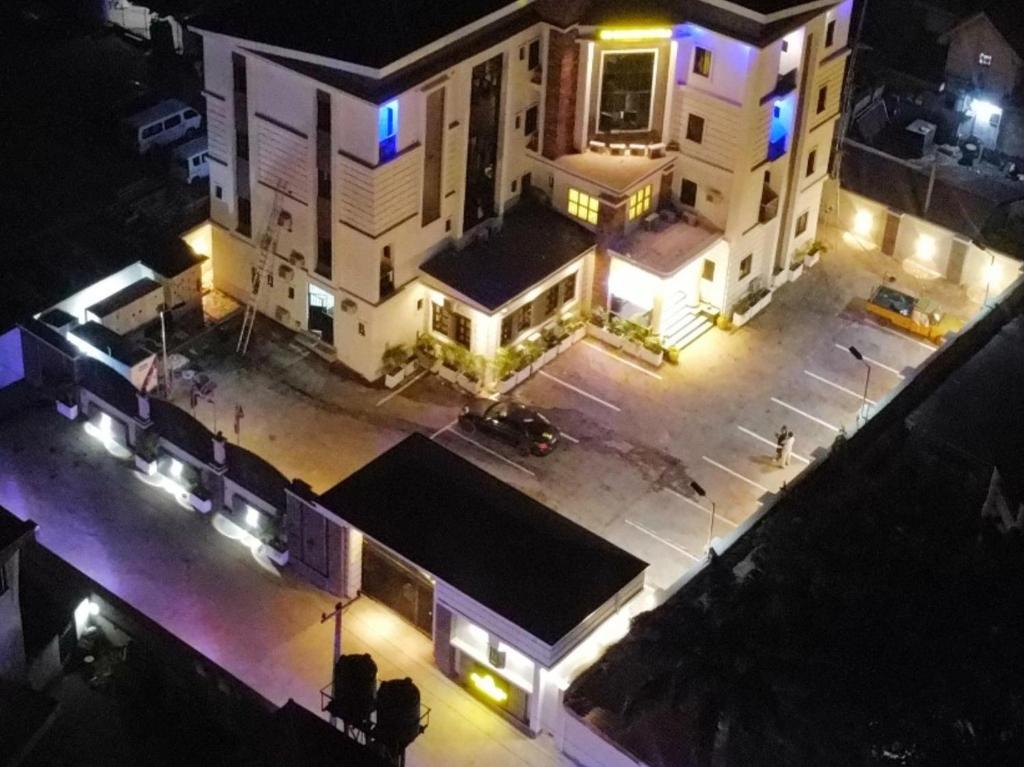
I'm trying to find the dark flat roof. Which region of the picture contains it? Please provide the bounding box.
[318,434,647,646]
[0,506,35,560]
[261,700,393,767]
[86,278,162,320]
[142,236,206,278]
[80,358,139,414]
[0,678,59,767]
[191,0,518,69]
[226,443,289,510]
[421,201,595,312]
[70,322,153,367]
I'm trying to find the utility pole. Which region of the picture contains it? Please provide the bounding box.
[321,601,344,726]
[160,310,171,399]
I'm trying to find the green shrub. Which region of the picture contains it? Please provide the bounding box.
[382,343,409,373]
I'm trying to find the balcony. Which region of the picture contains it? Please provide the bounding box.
[759,185,779,224]
[768,133,787,161]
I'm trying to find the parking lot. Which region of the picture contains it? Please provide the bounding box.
[169,226,978,589]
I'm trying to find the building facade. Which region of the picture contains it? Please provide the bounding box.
[191,0,853,381]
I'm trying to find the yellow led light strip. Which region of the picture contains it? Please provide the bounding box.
[470,672,508,703]
[598,28,673,42]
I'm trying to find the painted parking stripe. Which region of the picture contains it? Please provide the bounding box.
[804,370,877,405]
[664,487,739,527]
[625,519,699,562]
[736,426,810,465]
[863,319,936,352]
[702,456,772,494]
[560,431,580,444]
[429,417,459,440]
[770,397,840,433]
[832,343,905,379]
[443,428,537,477]
[375,370,426,407]
[538,370,622,412]
[583,341,663,380]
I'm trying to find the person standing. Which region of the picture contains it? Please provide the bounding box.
[775,425,788,463]
[780,429,796,467]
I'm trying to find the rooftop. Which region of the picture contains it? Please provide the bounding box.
[421,201,595,312]
[317,434,647,647]
[262,700,393,767]
[0,679,59,767]
[610,214,723,278]
[86,277,162,320]
[191,0,520,70]
[0,512,35,560]
[70,322,153,367]
[546,151,675,196]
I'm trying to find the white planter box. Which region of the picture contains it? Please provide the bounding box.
[732,291,773,327]
[56,401,79,420]
[260,544,289,566]
[439,364,459,383]
[539,348,557,366]
[496,376,518,395]
[134,455,157,475]
[558,337,573,354]
[588,323,624,349]
[189,493,213,514]
[457,374,484,396]
[805,251,820,268]
[515,367,532,385]
[384,369,405,389]
[403,360,418,377]
[622,340,643,359]
[639,347,664,367]
[789,262,805,281]
[571,326,586,344]
[771,270,788,290]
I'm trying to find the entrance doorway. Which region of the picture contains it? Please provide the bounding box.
[361,541,434,636]
[308,283,335,346]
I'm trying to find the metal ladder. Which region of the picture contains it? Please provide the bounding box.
[236,187,284,354]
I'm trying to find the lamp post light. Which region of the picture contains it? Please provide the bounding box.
[848,345,872,425]
[689,480,717,556]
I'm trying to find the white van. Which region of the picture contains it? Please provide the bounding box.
[171,137,209,184]
[122,99,202,155]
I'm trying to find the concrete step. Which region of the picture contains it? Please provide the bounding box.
[663,311,705,341]
[667,315,714,350]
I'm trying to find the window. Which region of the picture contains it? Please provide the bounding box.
[317,237,332,279]
[511,179,518,194]
[739,254,752,280]
[445,218,452,232]
[0,562,8,596]
[680,178,697,207]
[524,105,538,135]
[519,46,525,61]
[561,273,577,303]
[817,86,828,114]
[528,39,541,70]
[702,259,716,281]
[796,210,809,236]
[164,114,182,130]
[215,185,223,200]
[142,123,163,138]
[686,114,705,143]
[237,197,252,237]
[358,322,366,336]
[288,287,295,299]
[185,109,198,120]
[806,149,817,177]
[599,51,656,132]
[433,301,471,348]
[979,53,993,67]
[825,19,836,48]
[544,284,560,317]
[628,184,653,220]
[693,47,712,78]
[515,114,521,130]
[266,273,274,288]
[454,315,472,348]
[378,100,398,163]
[781,39,789,53]
[500,315,514,345]
[567,188,599,225]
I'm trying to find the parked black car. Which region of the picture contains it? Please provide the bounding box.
[458,399,560,456]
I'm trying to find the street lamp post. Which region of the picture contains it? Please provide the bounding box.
[689,481,718,556]
[848,346,872,425]
[321,601,343,726]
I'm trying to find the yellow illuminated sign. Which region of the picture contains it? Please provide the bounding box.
[470,672,508,703]
[598,28,673,42]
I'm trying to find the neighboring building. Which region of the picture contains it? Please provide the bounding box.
[0,515,36,681]
[190,0,854,381]
[939,0,1023,101]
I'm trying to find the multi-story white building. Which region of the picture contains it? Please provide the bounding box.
[190,0,853,381]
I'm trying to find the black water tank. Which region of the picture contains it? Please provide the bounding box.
[330,653,377,723]
[375,678,422,749]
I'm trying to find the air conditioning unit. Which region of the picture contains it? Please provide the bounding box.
[278,264,294,282]
[341,298,358,314]
[288,251,306,268]
[706,189,723,203]
[275,306,291,323]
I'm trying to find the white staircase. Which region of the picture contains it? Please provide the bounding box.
[661,292,715,350]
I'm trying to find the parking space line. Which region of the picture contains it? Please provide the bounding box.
[625,519,699,562]
[863,320,936,352]
[702,456,772,494]
[582,341,663,380]
[375,371,426,407]
[770,397,840,433]
[430,418,459,440]
[664,487,738,527]
[560,431,580,444]
[736,426,810,465]
[832,343,905,379]
[443,428,537,477]
[538,370,622,412]
[804,370,877,405]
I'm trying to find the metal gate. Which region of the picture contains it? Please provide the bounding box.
[361,541,434,637]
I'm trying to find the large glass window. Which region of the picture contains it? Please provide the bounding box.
[628,185,653,220]
[567,188,599,225]
[598,51,656,133]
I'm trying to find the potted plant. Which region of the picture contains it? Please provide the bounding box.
[415,334,440,372]
[494,347,520,394]
[664,344,681,365]
[546,322,572,354]
[566,315,587,344]
[732,287,772,327]
[588,307,622,348]
[538,330,559,366]
[514,343,535,384]
[517,339,542,375]
[789,253,805,281]
[639,335,665,367]
[457,353,485,395]
[382,344,408,389]
[804,240,828,268]
[439,343,461,383]
[621,321,648,359]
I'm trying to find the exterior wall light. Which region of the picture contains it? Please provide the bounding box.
[916,234,936,261]
[853,209,873,237]
[470,671,508,703]
[245,506,260,528]
[598,28,672,42]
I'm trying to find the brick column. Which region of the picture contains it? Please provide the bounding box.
[592,197,628,308]
[659,169,674,210]
[542,29,579,160]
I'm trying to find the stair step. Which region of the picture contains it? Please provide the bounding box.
[663,312,704,339]
[667,317,713,349]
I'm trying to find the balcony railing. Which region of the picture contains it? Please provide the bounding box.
[759,185,779,224]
